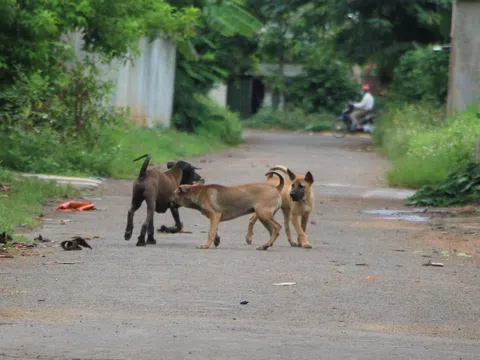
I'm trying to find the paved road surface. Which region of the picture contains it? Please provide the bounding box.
[1,131,479,360]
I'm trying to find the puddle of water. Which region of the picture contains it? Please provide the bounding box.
[363,209,449,222]
[383,215,428,222]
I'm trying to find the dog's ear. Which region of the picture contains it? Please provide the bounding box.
[305,171,314,184]
[178,186,190,194]
[166,161,176,169]
[287,168,296,181]
[193,179,205,186]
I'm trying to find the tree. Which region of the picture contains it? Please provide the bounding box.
[325,0,452,82]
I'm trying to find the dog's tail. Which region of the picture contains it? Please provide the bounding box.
[133,154,151,180]
[264,170,285,193]
[266,165,288,179]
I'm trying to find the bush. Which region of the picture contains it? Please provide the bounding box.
[376,103,480,188]
[285,46,358,114]
[194,94,243,146]
[406,162,480,207]
[391,45,450,105]
[0,63,238,178]
[244,107,334,132]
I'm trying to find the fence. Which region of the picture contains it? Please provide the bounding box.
[64,32,177,128]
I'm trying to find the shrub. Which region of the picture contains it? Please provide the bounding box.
[244,107,334,132]
[406,162,480,207]
[285,46,358,114]
[376,103,480,188]
[391,45,450,105]
[194,94,243,146]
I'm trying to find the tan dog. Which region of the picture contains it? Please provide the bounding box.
[171,171,285,250]
[246,165,314,248]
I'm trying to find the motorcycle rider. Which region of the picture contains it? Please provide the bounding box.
[351,84,374,130]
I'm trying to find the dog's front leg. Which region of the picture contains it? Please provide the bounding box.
[291,215,312,249]
[245,213,258,245]
[158,206,184,234]
[282,207,297,247]
[197,212,221,249]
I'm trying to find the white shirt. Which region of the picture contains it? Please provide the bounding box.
[353,92,374,110]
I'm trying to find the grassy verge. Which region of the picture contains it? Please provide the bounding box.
[0,167,78,237]
[374,103,480,188]
[109,127,226,179]
[244,107,334,132]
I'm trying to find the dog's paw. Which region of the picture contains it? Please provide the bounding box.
[196,244,209,249]
[146,238,157,245]
[245,236,252,245]
[301,243,313,249]
[214,235,221,248]
[288,241,299,247]
[136,238,146,247]
[124,231,132,241]
[256,245,269,251]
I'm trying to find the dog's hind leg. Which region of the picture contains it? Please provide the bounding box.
[256,213,281,251]
[146,215,157,245]
[245,213,258,245]
[137,197,155,247]
[124,197,143,241]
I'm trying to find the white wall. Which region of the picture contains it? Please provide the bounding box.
[208,83,228,107]
[64,32,177,127]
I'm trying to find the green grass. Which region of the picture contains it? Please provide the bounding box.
[0,167,78,237]
[244,107,334,132]
[375,103,480,188]
[109,127,226,179]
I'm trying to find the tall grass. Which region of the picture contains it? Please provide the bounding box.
[0,167,77,236]
[375,103,480,188]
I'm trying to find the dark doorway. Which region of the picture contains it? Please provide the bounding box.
[251,78,265,115]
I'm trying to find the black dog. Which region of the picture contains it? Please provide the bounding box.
[124,154,202,246]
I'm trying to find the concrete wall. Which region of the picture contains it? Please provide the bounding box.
[65,32,177,127]
[208,83,228,107]
[447,0,480,115]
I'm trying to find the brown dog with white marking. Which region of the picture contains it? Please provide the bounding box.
[171,171,285,250]
[246,165,314,248]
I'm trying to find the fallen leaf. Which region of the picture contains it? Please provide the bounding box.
[355,263,368,266]
[456,252,472,258]
[43,261,83,265]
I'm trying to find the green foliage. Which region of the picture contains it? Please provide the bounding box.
[375,104,480,188]
[171,0,262,134]
[391,45,450,105]
[0,0,198,89]
[406,162,480,207]
[286,46,357,114]
[244,107,333,132]
[327,0,452,81]
[108,124,227,179]
[194,94,243,145]
[0,168,78,236]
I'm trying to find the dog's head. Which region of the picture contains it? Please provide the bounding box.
[167,160,202,185]
[288,169,314,202]
[171,179,205,208]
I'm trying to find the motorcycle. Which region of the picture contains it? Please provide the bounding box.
[331,102,377,138]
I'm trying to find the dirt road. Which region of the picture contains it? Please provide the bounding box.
[1,131,480,360]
